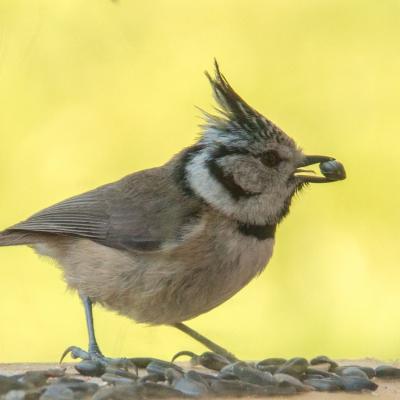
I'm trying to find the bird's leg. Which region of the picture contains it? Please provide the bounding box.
[172,322,239,362]
[82,295,103,356]
[60,294,134,369]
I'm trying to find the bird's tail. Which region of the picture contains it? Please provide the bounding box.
[0,230,41,246]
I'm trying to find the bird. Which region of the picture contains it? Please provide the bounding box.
[0,61,345,365]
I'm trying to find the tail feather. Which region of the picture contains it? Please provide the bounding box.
[0,230,43,246]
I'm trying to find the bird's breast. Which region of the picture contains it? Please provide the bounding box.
[48,213,275,326]
[126,214,275,324]
[197,217,275,309]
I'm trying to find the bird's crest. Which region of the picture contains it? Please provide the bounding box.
[204,60,283,141]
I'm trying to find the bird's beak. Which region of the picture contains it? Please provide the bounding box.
[294,155,346,183]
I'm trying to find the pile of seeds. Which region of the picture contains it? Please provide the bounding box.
[1,353,400,399]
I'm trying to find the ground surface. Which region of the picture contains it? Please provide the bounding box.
[0,359,400,399]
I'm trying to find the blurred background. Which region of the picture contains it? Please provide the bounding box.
[0,0,399,363]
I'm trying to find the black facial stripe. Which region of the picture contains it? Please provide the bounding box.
[211,144,284,168]
[174,144,205,197]
[212,144,250,158]
[275,182,306,222]
[207,158,255,201]
[238,222,276,240]
[207,145,258,201]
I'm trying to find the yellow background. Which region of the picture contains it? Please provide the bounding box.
[0,0,399,362]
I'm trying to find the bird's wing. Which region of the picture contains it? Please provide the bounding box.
[5,167,203,252]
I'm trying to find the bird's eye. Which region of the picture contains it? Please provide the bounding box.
[260,150,281,167]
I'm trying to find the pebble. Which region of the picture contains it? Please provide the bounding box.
[146,359,183,381]
[310,355,338,371]
[39,385,74,400]
[101,372,136,385]
[4,354,400,398]
[336,365,376,378]
[135,382,187,398]
[356,366,376,378]
[262,384,298,396]
[276,357,309,377]
[305,367,335,378]
[9,390,46,400]
[164,367,183,385]
[42,370,65,378]
[375,365,400,379]
[217,370,239,381]
[219,361,247,374]
[172,374,211,396]
[74,360,105,377]
[0,376,24,395]
[337,366,369,379]
[256,357,286,367]
[5,389,44,400]
[198,352,230,371]
[255,358,286,374]
[49,379,99,398]
[210,379,265,396]
[92,384,139,400]
[189,370,219,385]
[255,364,278,374]
[274,373,313,392]
[4,390,28,400]
[128,358,157,369]
[221,362,276,386]
[94,382,186,399]
[211,379,296,397]
[340,376,378,392]
[18,371,49,388]
[304,377,342,392]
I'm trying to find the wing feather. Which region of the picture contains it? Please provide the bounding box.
[5,166,202,252]
[8,192,109,240]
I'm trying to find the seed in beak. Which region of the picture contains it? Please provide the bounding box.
[320,160,346,181]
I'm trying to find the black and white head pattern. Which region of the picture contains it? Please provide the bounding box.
[180,61,305,231]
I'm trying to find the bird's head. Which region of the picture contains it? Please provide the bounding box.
[182,61,346,226]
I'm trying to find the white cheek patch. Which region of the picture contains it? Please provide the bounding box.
[185,151,286,225]
[186,150,237,216]
[185,145,298,225]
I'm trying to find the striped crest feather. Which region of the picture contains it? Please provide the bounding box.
[203,60,284,141]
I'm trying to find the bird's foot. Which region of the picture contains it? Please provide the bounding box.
[60,345,137,376]
[172,350,232,371]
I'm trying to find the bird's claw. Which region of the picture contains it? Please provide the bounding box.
[60,345,138,376]
[172,350,231,371]
[171,350,199,364]
[60,346,91,363]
